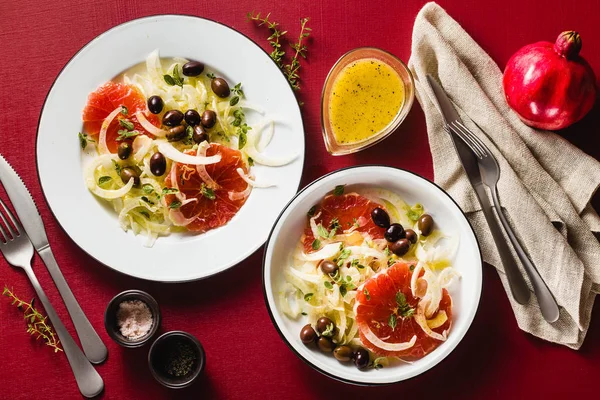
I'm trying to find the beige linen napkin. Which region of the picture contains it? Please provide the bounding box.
[408,2,600,349]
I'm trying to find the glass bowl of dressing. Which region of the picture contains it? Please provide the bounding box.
[321,47,415,155]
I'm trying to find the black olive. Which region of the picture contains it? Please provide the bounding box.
[405,229,417,244]
[316,317,335,335]
[418,214,434,236]
[166,125,186,142]
[320,260,338,276]
[149,152,167,176]
[162,110,184,127]
[371,207,390,228]
[192,125,209,144]
[147,95,164,114]
[182,61,205,77]
[300,324,317,345]
[211,78,230,98]
[117,142,132,160]
[385,223,405,242]
[390,238,410,256]
[317,336,335,353]
[201,110,217,128]
[184,109,201,126]
[354,347,370,370]
[120,167,140,186]
[333,345,353,362]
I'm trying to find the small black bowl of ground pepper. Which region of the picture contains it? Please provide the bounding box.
[148,331,205,388]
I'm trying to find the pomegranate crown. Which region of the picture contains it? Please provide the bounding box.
[554,31,582,60]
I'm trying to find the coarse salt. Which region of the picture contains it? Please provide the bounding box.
[117,300,153,340]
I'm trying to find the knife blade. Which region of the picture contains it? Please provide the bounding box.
[0,154,107,363]
[425,75,530,305]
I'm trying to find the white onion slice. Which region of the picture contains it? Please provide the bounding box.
[136,111,166,137]
[98,107,123,154]
[410,262,424,298]
[300,243,342,261]
[309,212,322,242]
[158,142,221,165]
[415,303,447,341]
[245,145,297,167]
[168,209,197,226]
[236,168,274,188]
[361,325,417,351]
[168,161,185,201]
[256,120,274,152]
[228,185,252,201]
[196,143,219,189]
[343,246,384,259]
[132,135,154,162]
[438,267,461,289]
[423,269,442,318]
[89,177,134,199]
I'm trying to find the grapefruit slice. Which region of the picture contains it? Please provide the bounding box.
[355,262,452,360]
[82,81,160,153]
[164,144,250,232]
[302,192,386,253]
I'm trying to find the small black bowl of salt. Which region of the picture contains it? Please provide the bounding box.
[104,290,161,348]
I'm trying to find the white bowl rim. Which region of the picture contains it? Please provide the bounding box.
[33,14,305,283]
[262,164,483,385]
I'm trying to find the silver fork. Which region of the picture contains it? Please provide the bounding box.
[448,120,560,323]
[0,198,104,398]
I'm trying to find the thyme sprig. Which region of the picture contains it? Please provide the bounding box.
[3,286,62,353]
[247,12,311,92]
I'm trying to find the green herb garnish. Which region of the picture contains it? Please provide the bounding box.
[238,130,247,150]
[164,64,184,87]
[333,185,345,196]
[230,96,240,106]
[311,239,321,250]
[120,105,128,115]
[169,200,182,209]
[141,196,154,205]
[231,82,245,97]
[116,129,140,141]
[206,72,216,79]
[162,187,179,195]
[307,205,317,218]
[248,157,255,167]
[336,248,351,267]
[317,224,329,239]
[321,322,335,337]
[324,281,333,290]
[406,203,424,222]
[388,314,397,330]
[363,288,370,301]
[201,184,216,200]
[304,293,313,302]
[78,132,94,150]
[119,119,135,131]
[98,176,112,185]
[396,291,415,318]
[142,184,154,195]
[139,210,150,218]
[112,160,122,175]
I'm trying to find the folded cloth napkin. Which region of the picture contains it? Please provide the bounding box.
[408,2,600,349]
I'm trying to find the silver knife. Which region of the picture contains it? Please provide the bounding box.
[0,154,107,363]
[426,75,530,305]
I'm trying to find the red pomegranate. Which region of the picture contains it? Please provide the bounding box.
[503,31,597,131]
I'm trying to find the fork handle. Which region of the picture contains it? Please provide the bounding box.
[23,267,104,398]
[490,188,560,323]
[38,247,107,363]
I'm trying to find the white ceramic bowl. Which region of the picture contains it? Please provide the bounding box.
[263,166,482,385]
[36,15,304,282]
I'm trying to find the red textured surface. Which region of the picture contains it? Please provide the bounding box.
[1,0,599,398]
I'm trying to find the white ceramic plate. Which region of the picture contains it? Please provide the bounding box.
[263,166,482,385]
[36,15,304,282]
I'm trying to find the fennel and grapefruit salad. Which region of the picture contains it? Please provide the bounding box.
[79,50,294,246]
[279,185,460,370]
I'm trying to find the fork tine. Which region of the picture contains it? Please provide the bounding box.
[0,208,11,242]
[0,197,20,238]
[448,122,484,158]
[454,121,489,157]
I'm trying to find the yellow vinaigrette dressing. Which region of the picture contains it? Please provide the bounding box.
[328,59,404,144]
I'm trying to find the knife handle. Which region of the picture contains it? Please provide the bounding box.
[490,188,560,322]
[474,184,531,305]
[23,267,104,398]
[38,248,108,363]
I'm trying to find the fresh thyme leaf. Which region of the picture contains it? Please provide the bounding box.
[230,96,240,106]
[409,264,415,271]
[387,257,396,267]
[112,160,122,175]
[339,284,347,297]
[201,184,216,200]
[329,218,341,231]
[345,275,352,282]
[238,130,247,150]
[324,281,333,290]
[389,314,397,330]
[336,248,351,266]
[396,291,415,318]
[301,312,307,315]
[231,82,245,97]
[116,129,140,141]
[307,205,317,218]
[353,218,359,228]
[333,185,345,196]
[248,157,254,167]
[384,247,391,257]
[162,187,179,195]
[317,224,329,239]
[98,176,112,185]
[120,105,128,115]
[321,322,335,337]
[363,288,370,301]
[304,293,313,302]
[311,238,321,250]
[78,132,94,150]
[169,200,182,209]
[206,72,216,79]
[357,264,366,269]
[118,118,134,131]
[142,184,154,194]
[351,259,359,268]
[141,196,154,205]
[139,210,150,218]
[163,74,176,86]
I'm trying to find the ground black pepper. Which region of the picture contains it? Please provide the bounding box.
[164,341,197,377]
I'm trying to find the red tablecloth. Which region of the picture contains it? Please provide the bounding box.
[1,0,600,398]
